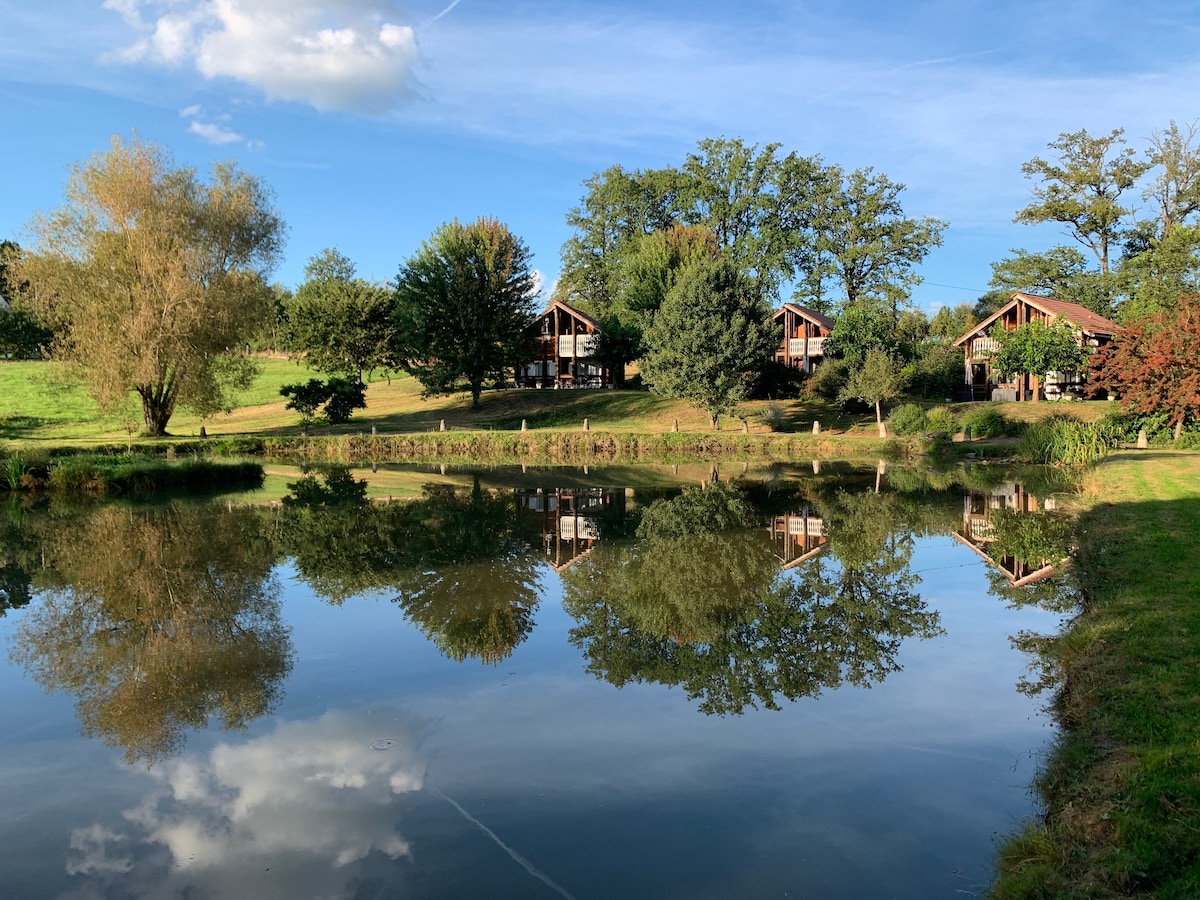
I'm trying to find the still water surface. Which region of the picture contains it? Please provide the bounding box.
[0,462,1073,898]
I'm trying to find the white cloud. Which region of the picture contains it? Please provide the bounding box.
[66,709,428,897]
[188,119,243,144]
[178,103,202,117]
[107,0,421,113]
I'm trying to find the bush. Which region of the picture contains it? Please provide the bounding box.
[280,376,367,425]
[885,403,929,436]
[750,359,805,400]
[804,358,850,402]
[757,402,787,432]
[961,407,1017,439]
[905,343,965,399]
[926,406,959,434]
[1018,414,1120,465]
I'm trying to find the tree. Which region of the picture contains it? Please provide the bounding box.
[639,257,778,428]
[801,166,946,318]
[928,303,977,341]
[394,217,538,408]
[990,319,1088,402]
[1016,128,1149,276]
[839,348,907,436]
[283,248,397,385]
[280,376,367,425]
[17,135,285,435]
[1090,295,1200,435]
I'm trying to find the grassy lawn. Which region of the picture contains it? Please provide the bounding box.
[2,358,1117,449]
[992,451,1200,898]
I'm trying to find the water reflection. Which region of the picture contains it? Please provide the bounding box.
[3,465,1062,764]
[64,708,427,898]
[9,502,290,764]
[953,481,1073,587]
[563,483,944,715]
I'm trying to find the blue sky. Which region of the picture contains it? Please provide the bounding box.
[2,0,1198,312]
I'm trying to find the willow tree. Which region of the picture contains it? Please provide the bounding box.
[18,135,286,435]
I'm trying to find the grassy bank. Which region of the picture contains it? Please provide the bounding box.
[992,451,1200,898]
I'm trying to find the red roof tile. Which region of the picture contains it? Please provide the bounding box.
[774,302,835,331]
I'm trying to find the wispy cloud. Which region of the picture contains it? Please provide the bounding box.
[105,0,422,113]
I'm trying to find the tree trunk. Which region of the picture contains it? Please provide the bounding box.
[710,413,719,431]
[470,381,482,409]
[875,401,886,438]
[1176,418,1185,441]
[138,385,175,437]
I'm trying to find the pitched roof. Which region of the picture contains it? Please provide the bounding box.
[773,302,835,331]
[534,298,602,331]
[954,292,1121,345]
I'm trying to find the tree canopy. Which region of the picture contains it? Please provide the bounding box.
[394,217,538,407]
[639,256,778,428]
[16,135,285,435]
[990,319,1088,392]
[1090,294,1200,432]
[284,247,398,385]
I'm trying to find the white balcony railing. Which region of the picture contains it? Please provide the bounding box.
[971,337,998,359]
[786,337,826,357]
[558,334,599,358]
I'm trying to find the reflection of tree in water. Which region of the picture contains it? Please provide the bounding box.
[564,483,941,714]
[278,470,541,665]
[9,502,290,764]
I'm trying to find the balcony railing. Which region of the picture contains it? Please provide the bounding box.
[558,334,599,357]
[786,337,826,357]
[971,337,998,359]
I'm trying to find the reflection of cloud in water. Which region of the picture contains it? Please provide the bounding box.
[66,709,427,898]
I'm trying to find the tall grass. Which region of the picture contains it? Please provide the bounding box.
[1017,414,1123,466]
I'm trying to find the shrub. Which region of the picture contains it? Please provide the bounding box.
[280,376,367,425]
[886,403,929,436]
[750,359,805,400]
[961,407,1017,439]
[925,406,959,434]
[804,358,850,402]
[905,343,966,399]
[1017,414,1120,465]
[757,402,787,432]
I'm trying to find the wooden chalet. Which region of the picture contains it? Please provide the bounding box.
[773,303,834,373]
[516,300,613,389]
[954,292,1120,401]
[952,482,1066,587]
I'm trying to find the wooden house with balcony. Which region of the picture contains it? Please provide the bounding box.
[773,303,834,373]
[954,292,1120,401]
[516,300,612,388]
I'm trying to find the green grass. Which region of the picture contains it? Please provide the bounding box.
[0,358,324,442]
[991,451,1200,899]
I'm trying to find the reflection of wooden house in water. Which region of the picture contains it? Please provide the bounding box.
[768,505,828,568]
[515,487,627,571]
[952,482,1063,586]
[516,300,613,389]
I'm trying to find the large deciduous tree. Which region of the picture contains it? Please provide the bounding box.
[802,166,946,318]
[283,248,397,386]
[1090,295,1200,435]
[639,257,778,429]
[394,217,538,407]
[17,135,285,435]
[1016,128,1149,276]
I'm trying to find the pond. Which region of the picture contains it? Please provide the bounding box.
[0,461,1076,899]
